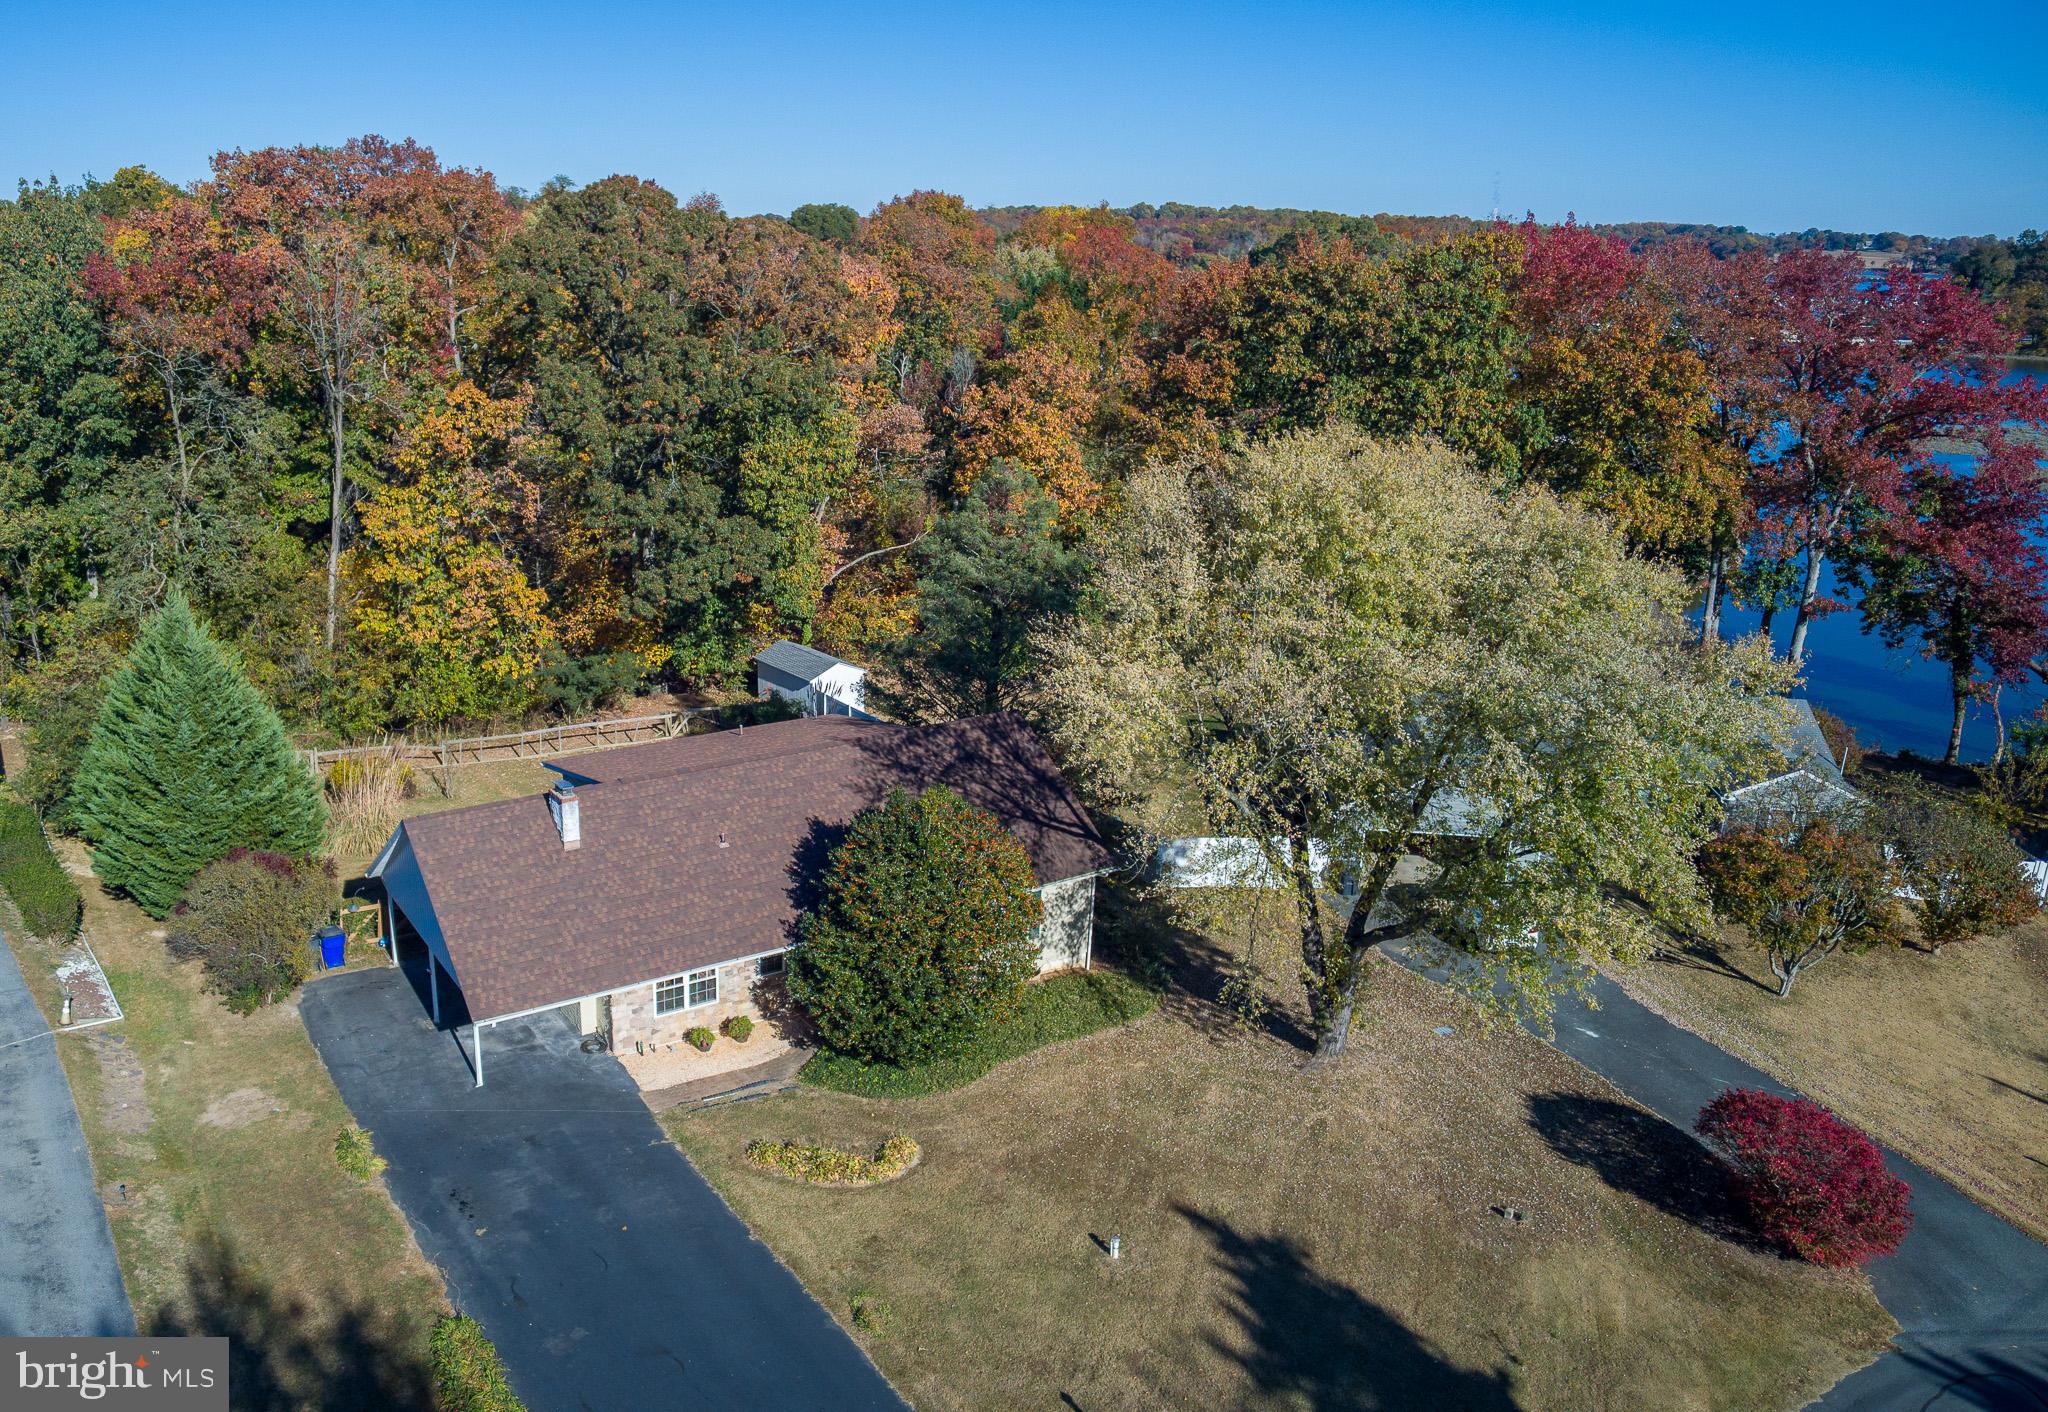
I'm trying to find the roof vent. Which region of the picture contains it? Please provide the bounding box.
[717,829,730,849]
[547,780,582,850]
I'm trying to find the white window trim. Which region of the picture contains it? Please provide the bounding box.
[654,966,719,1015]
[685,967,719,1009]
[653,974,689,1016]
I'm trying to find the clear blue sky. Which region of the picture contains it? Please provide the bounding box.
[4,0,2043,235]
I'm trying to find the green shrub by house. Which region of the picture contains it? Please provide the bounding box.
[429,1315,525,1412]
[746,1134,920,1186]
[788,784,1042,1065]
[70,594,326,917]
[723,1013,753,1042]
[0,795,83,941]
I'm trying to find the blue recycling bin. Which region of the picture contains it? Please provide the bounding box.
[317,925,347,970]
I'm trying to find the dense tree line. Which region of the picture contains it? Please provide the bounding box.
[2,141,2044,790]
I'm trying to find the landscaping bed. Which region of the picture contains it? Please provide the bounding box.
[671,896,1895,1411]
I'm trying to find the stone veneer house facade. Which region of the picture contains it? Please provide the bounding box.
[365,712,1112,1084]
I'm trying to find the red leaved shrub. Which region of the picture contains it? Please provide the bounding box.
[1695,1088,1911,1266]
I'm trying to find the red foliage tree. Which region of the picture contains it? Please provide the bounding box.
[1696,1088,1912,1266]
[1712,250,2042,666]
[84,197,279,512]
[1851,437,2048,761]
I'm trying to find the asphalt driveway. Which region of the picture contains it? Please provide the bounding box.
[0,927,133,1336]
[300,964,906,1412]
[1390,942,2048,1411]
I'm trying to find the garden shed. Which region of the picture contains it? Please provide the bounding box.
[750,640,871,718]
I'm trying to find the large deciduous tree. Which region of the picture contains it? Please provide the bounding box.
[1042,427,1790,1061]
[1713,250,2041,667]
[1845,441,2048,763]
[348,383,554,727]
[0,178,140,664]
[489,179,858,673]
[206,136,445,650]
[1506,219,1743,565]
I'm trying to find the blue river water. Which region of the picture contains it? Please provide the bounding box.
[1708,363,2046,763]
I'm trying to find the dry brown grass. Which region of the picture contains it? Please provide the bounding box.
[668,888,1893,1412]
[327,757,554,879]
[45,833,447,1410]
[1616,921,2048,1242]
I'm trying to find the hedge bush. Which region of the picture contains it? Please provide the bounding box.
[1696,1088,1912,1267]
[746,1135,920,1187]
[167,849,335,1013]
[0,796,83,941]
[789,784,1043,1065]
[802,969,1157,1099]
[685,1026,716,1051]
[333,1125,386,1182]
[429,1315,525,1412]
[723,1014,754,1042]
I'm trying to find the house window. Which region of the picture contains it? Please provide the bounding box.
[655,967,719,1014]
[688,967,719,1008]
[756,951,786,978]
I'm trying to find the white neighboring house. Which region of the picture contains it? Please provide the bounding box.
[750,640,873,719]
[1717,697,1861,830]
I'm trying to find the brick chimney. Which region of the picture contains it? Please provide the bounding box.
[546,780,582,850]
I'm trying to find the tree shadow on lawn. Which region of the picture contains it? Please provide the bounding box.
[150,1229,434,1412]
[1644,933,1779,995]
[1525,1091,1772,1255]
[1098,883,1318,1053]
[1176,1203,1522,1411]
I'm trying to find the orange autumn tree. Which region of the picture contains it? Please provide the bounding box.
[954,339,1101,519]
[349,382,553,726]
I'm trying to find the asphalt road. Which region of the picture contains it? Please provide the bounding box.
[0,927,133,1336]
[301,964,908,1412]
[1390,942,2048,1412]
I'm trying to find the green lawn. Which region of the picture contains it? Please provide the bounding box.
[667,887,1894,1411]
[799,969,1158,1098]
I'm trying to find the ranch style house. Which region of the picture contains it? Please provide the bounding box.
[364,712,1112,1084]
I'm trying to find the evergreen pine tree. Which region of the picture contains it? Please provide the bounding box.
[880,465,1087,723]
[71,594,326,916]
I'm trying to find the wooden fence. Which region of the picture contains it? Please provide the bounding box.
[303,709,709,774]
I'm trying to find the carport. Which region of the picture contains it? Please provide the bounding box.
[367,825,500,1086]
[369,822,611,1087]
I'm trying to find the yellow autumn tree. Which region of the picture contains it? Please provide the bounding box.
[350,383,554,727]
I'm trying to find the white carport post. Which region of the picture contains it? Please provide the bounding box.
[429,958,440,1025]
[473,1020,486,1087]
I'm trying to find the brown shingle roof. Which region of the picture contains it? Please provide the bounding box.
[391,713,1111,1021]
